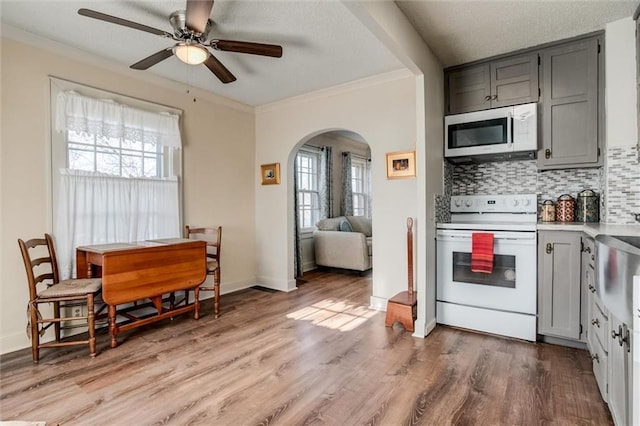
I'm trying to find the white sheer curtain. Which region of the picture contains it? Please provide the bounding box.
[54,171,180,279]
[54,91,182,279]
[56,91,181,148]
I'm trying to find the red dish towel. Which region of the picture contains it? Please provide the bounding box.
[471,233,494,274]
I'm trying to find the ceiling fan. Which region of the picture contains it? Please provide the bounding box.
[78,0,283,84]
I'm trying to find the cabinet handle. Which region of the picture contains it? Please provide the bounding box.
[585,246,591,254]
[611,325,623,346]
[545,149,551,159]
[591,318,600,327]
[546,243,553,254]
[485,95,491,101]
[588,284,596,293]
[591,353,599,363]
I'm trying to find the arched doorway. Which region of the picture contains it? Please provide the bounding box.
[289,129,373,284]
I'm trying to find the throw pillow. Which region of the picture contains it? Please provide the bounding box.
[316,217,344,231]
[345,216,372,237]
[339,219,353,232]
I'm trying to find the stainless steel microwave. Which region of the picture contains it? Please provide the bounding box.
[444,103,537,162]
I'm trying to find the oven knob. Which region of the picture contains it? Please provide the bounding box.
[511,199,519,207]
[523,199,531,206]
[454,199,462,207]
[465,200,473,207]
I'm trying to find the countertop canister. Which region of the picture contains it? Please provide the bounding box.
[541,200,556,222]
[576,189,599,222]
[557,194,575,222]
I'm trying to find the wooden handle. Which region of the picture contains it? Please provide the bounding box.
[407,217,414,295]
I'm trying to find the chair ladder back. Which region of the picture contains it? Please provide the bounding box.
[18,237,55,301]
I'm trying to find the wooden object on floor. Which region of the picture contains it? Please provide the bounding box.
[0,269,612,425]
[76,238,207,348]
[184,226,222,317]
[385,217,417,331]
[18,233,102,363]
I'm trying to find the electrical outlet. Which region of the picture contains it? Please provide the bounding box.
[634,213,640,223]
[73,307,82,317]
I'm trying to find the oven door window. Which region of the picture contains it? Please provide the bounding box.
[451,251,516,288]
[448,117,508,149]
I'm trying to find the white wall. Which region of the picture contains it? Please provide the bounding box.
[606,17,638,147]
[0,38,257,354]
[255,71,418,299]
[346,1,444,336]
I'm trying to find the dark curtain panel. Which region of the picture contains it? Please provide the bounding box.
[319,146,333,219]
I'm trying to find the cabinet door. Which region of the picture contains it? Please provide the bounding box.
[447,64,491,114]
[491,53,539,108]
[539,37,600,169]
[538,231,582,339]
[608,314,631,426]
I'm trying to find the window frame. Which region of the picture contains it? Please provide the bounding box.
[296,147,322,232]
[351,155,370,218]
[49,77,184,227]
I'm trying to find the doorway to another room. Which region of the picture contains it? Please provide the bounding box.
[292,130,372,284]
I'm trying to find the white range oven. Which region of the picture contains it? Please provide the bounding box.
[436,194,538,341]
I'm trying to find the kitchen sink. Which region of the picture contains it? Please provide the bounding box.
[595,234,640,325]
[612,235,640,250]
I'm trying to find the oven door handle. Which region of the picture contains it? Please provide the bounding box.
[436,231,536,241]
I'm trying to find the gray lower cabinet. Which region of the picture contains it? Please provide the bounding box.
[539,36,602,169]
[608,313,633,426]
[446,52,539,114]
[537,230,583,340]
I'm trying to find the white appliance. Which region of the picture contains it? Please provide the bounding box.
[444,102,537,163]
[436,194,538,341]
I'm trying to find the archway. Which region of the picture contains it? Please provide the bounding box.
[288,129,373,288]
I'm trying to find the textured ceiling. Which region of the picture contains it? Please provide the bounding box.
[2,1,639,107]
[396,0,639,68]
[0,0,404,106]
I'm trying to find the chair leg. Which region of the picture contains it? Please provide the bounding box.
[53,301,61,342]
[214,269,220,318]
[87,294,96,358]
[29,301,39,364]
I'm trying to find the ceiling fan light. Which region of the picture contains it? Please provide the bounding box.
[174,44,208,65]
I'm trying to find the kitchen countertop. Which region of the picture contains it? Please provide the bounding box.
[537,222,640,238]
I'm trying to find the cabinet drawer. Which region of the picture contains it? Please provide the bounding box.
[591,336,608,402]
[589,295,609,348]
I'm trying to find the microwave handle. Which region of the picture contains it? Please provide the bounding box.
[507,111,513,148]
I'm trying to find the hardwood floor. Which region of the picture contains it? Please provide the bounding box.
[0,270,612,425]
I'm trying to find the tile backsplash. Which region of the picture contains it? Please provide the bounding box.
[606,145,640,224]
[440,145,639,224]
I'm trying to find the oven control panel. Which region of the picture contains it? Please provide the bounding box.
[450,194,537,214]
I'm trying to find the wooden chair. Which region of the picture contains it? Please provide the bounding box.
[18,234,102,363]
[185,226,222,317]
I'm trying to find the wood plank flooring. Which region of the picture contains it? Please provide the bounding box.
[0,269,612,425]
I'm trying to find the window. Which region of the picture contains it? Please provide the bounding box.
[296,149,321,229]
[51,81,182,278]
[67,130,164,178]
[351,156,370,217]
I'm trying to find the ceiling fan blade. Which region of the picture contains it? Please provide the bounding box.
[186,0,214,34]
[78,8,173,38]
[212,40,283,58]
[204,55,236,84]
[130,48,174,70]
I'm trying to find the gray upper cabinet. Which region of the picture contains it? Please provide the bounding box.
[539,37,602,169]
[538,231,582,340]
[446,53,539,114]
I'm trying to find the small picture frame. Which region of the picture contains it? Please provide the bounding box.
[386,150,416,179]
[261,163,281,185]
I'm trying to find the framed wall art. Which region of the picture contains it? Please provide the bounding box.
[386,150,416,179]
[261,163,281,185]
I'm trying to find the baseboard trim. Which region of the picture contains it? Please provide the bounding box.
[255,275,298,292]
[369,295,387,311]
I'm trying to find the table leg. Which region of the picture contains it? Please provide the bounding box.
[108,305,118,348]
[76,249,89,278]
[194,287,200,320]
